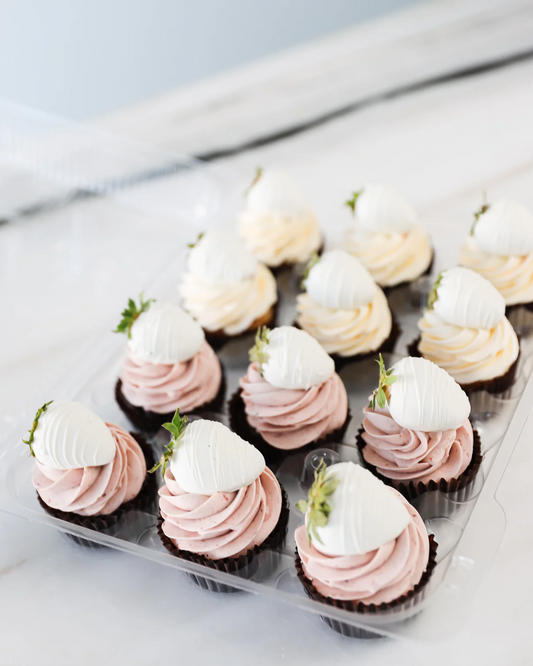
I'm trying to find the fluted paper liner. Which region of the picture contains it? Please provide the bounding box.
[356,426,483,504]
[295,535,438,639]
[157,485,290,594]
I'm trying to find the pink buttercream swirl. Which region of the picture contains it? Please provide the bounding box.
[295,491,429,604]
[159,466,282,559]
[361,405,473,484]
[33,423,146,516]
[120,341,221,414]
[239,363,348,450]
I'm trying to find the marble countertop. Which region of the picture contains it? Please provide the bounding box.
[2,0,533,663]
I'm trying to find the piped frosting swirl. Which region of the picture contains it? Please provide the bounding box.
[239,169,321,267]
[120,341,222,414]
[33,423,146,516]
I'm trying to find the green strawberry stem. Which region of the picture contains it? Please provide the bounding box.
[369,354,396,411]
[149,409,188,478]
[345,190,362,216]
[296,459,339,544]
[22,401,53,457]
[113,292,154,339]
[249,326,270,375]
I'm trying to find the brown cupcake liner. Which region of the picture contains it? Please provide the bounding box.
[382,248,435,296]
[37,432,157,549]
[157,484,290,594]
[269,240,325,277]
[506,302,533,332]
[356,426,483,506]
[295,535,438,639]
[115,365,227,433]
[204,296,279,352]
[407,336,520,396]
[228,387,352,470]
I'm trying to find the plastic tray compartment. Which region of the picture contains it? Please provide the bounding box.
[2,265,533,641]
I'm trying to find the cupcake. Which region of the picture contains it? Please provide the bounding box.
[412,266,520,393]
[114,295,224,432]
[459,198,533,318]
[357,355,482,502]
[295,460,437,639]
[296,249,400,365]
[179,230,277,348]
[26,400,151,538]
[344,184,433,290]
[230,326,350,464]
[239,168,322,269]
[155,410,289,592]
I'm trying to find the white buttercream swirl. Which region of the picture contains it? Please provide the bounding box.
[433,267,505,329]
[240,169,320,267]
[31,401,116,470]
[460,236,533,306]
[388,357,470,431]
[128,302,205,365]
[345,224,432,287]
[170,420,265,495]
[308,463,411,557]
[418,309,519,385]
[260,326,335,390]
[296,288,392,357]
[179,262,277,335]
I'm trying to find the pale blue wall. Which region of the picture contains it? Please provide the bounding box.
[0,0,423,119]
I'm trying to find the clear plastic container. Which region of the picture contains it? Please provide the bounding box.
[1,100,533,641]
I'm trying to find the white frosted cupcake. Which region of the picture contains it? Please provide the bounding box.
[344,184,433,289]
[239,168,322,269]
[412,267,520,392]
[179,230,277,347]
[296,249,399,364]
[460,198,533,311]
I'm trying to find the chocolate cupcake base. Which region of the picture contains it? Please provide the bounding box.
[228,388,352,470]
[157,486,290,593]
[356,427,483,509]
[407,337,520,395]
[295,535,438,639]
[115,367,227,433]
[205,298,279,352]
[37,433,156,548]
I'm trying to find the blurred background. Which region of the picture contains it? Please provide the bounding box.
[0,0,423,118]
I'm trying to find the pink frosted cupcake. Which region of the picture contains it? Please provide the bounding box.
[295,461,436,638]
[357,355,482,501]
[229,326,350,464]
[114,295,224,432]
[26,400,150,539]
[154,411,289,591]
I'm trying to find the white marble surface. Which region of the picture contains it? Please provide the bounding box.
[3,0,533,663]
